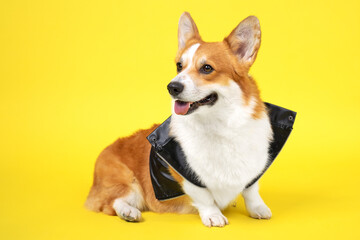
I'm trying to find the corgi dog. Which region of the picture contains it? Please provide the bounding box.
[85,12,274,227]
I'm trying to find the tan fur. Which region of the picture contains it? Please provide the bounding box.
[85,124,196,215]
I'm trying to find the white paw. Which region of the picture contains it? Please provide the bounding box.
[115,205,142,222]
[201,213,229,227]
[247,204,272,219]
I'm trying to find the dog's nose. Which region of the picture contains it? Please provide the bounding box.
[167,82,184,96]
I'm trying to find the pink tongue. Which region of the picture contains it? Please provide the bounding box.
[174,101,191,115]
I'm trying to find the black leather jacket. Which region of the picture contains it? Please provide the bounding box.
[147,102,296,201]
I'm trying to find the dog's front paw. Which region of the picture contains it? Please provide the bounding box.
[247,204,272,219]
[201,213,229,227]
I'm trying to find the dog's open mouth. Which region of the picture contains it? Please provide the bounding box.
[174,93,218,115]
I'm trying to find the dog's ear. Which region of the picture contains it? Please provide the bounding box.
[178,12,200,51]
[225,16,261,67]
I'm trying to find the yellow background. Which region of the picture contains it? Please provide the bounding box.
[1,0,360,239]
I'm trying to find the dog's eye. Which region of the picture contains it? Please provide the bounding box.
[200,64,214,74]
[176,62,183,73]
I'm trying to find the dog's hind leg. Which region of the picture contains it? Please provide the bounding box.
[113,181,145,222]
[242,181,272,219]
[85,147,146,221]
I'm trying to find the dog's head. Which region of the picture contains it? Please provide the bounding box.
[168,12,264,118]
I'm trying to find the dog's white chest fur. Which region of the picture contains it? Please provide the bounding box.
[170,96,273,208]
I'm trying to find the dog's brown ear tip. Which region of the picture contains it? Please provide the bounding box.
[243,16,260,26]
[180,12,192,19]
[247,15,259,21]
